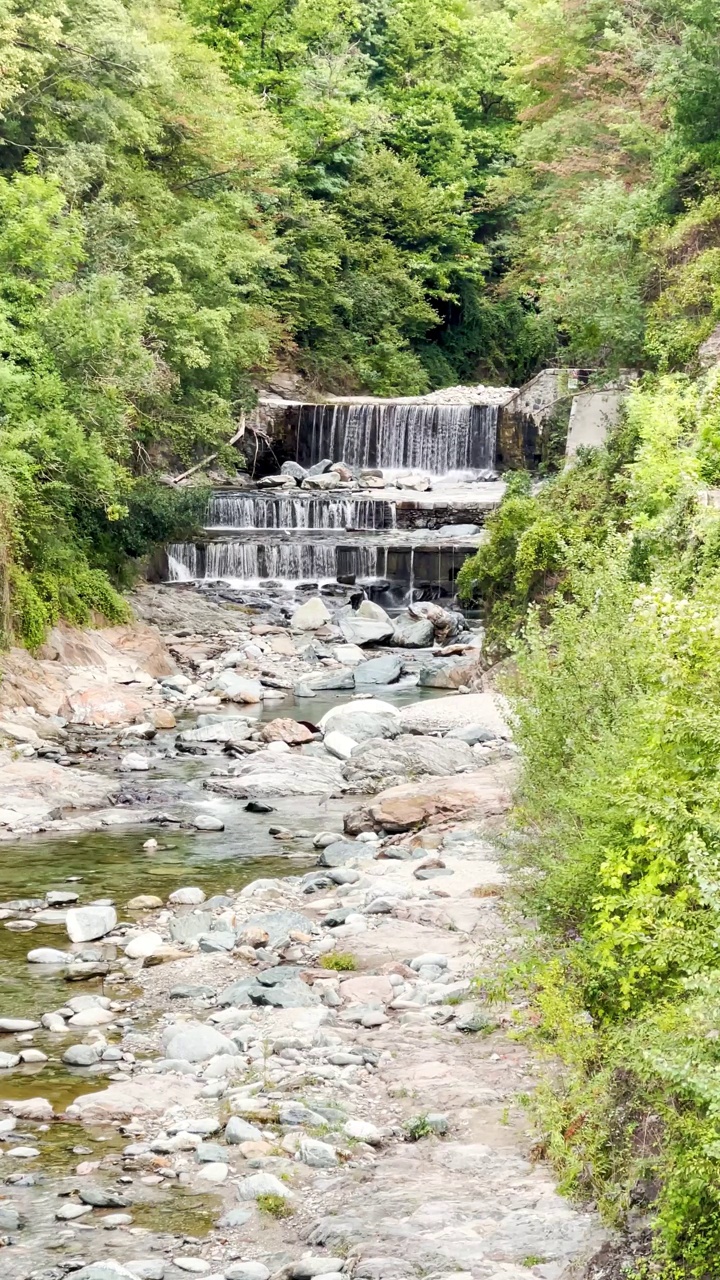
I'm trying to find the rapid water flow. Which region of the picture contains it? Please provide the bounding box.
[294,402,498,475]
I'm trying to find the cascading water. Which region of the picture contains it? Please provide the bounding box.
[206,493,396,531]
[294,402,498,476]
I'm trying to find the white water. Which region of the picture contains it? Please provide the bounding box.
[295,402,498,476]
[206,493,396,531]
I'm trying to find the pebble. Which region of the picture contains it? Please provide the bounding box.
[102,1213,134,1226]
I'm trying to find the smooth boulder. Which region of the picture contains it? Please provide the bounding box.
[66,905,117,943]
[354,654,403,685]
[291,597,332,630]
[342,735,475,791]
[344,771,511,833]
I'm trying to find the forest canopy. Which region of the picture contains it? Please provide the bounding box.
[3,0,720,643]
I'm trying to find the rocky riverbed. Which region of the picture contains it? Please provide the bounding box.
[0,585,608,1280]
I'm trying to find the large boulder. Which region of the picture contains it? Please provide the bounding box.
[320,698,401,744]
[291,598,332,631]
[391,615,435,648]
[354,654,403,685]
[295,668,355,692]
[356,600,392,624]
[205,753,342,798]
[259,718,314,745]
[418,654,481,690]
[66,905,117,943]
[62,685,147,728]
[0,760,113,830]
[179,719,252,747]
[399,692,508,737]
[339,617,394,646]
[214,672,263,703]
[344,771,511,833]
[341,735,474,792]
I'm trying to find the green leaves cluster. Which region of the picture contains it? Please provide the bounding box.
[487,376,720,1272]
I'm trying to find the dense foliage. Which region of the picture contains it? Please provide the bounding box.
[470,374,720,1274]
[6,0,720,642]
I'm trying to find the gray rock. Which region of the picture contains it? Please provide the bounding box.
[217,1207,253,1228]
[225,1267,270,1280]
[168,886,206,905]
[74,1265,137,1280]
[164,1024,236,1063]
[226,1116,264,1144]
[295,668,355,692]
[410,952,449,970]
[425,1112,449,1134]
[243,910,314,948]
[290,1262,345,1279]
[435,523,480,537]
[0,1205,20,1231]
[281,461,307,481]
[0,1051,20,1068]
[354,654,403,685]
[170,984,216,1000]
[342,734,474,791]
[78,1186,129,1208]
[46,890,79,906]
[249,979,319,1009]
[339,617,394,646]
[216,977,261,1008]
[180,721,252,746]
[307,458,333,476]
[317,841,361,868]
[66,904,117,943]
[390,615,435,648]
[320,709,400,744]
[0,1018,40,1032]
[418,655,479,690]
[28,947,68,964]
[126,1263,165,1280]
[215,672,264,703]
[192,814,225,832]
[297,1137,338,1167]
[445,723,497,744]
[236,1171,294,1200]
[169,912,214,943]
[196,1142,227,1163]
[63,1044,100,1067]
[199,932,236,952]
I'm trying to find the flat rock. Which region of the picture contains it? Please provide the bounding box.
[163,1023,236,1063]
[259,718,314,745]
[206,753,342,799]
[399,691,508,737]
[215,672,263,704]
[344,771,510,833]
[339,616,394,646]
[354,654,403,685]
[168,887,206,905]
[342,735,474,792]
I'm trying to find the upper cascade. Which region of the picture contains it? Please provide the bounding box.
[292,401,500,477]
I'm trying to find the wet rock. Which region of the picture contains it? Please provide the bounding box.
[163,1023,236,1063]
[46,890,79,906]
[291,597,332,630]
[192,813,225,832]
[57,1202,93,1220]
[6,1096,53,1120]
[215,672,263,703]
[66,905,117,943]
[63,1044,100,1066]
[120,752,150,771]
[0,1017,40,1032]
[281,460,307,481]
[245,800,274,813]
[127,895,164,910]
[0,1205,20,1231]
[304,472,343,490]
[0,1050,21,1069]
[168,887,206,905]
[68,1006,115,1027]
[79,1185,129,1208]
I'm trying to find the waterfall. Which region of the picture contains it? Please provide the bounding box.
[206,493,396,531]
[167,544,198,581]
[294,402,498,475]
